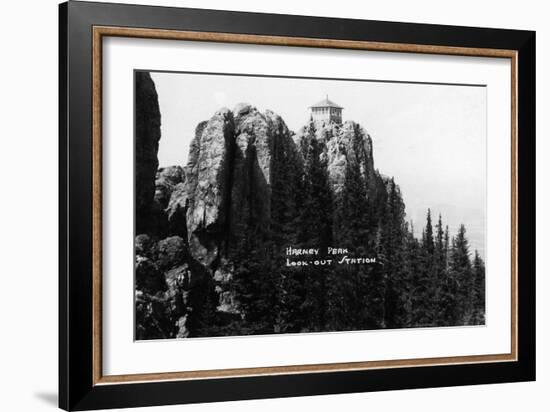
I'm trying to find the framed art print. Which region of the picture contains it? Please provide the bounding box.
[59,1,535,410]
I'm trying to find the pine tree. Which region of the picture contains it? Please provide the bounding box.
[444,225,450,270]
[296,120,333,331]
[472,250,486,325]
[334,159,371,247]
[210,118,483,335]
[435,215,445,270]
[401,224,420,327]
[438,227,458,326]
[423,209,435,256]
[432,214,447,326]
[331,159,380,330]
[269,127,304,333]
[230,141,282,335]
[379,179,407,328]
[297,120,332,248]
[448,224,474,325]
[231,233,270,334]
[412,209,438,326]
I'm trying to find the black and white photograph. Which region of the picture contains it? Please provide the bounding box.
[134,70,487,340]
[0,0,541,410]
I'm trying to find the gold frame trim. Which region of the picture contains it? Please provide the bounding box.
[92,26,518,386]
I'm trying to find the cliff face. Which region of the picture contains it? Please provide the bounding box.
[229,104,273,245]
[184,108,235,268]
[172,104,301,270]
[135,72,162,234]
[295,120,380,198]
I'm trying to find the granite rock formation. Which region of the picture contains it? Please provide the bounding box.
[135,78,409,339]
[184,108,235,268]
[154,165,185,210]
[135,72,161,234]
[295,120,379,196]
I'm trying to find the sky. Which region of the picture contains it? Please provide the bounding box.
[150,71,486,258]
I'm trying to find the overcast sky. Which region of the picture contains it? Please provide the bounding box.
[150,71,486,257]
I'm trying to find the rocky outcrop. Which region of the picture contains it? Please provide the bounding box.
[166,182,188,237]
[156,236,188,270]
[326,121,377,194]
[181,104,299,270]
[213,258,239,314]
[135,72,161,234]
[229,104,274,243]
[164,123,208,237]
[185,109,235,267]
[295,120,377,195]
[160,104,302,319]
[134,75,220,340]
[135,234,212,340]
[135,236,174,340]
[154,165,185,210]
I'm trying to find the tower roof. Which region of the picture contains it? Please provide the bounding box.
[309,96,343,109]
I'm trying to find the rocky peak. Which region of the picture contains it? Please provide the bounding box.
[295,119,377,194]
[184,107,235,267]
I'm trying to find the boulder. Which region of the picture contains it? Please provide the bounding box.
[156,236,187,271]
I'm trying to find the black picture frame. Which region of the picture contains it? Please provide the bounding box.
[59,1,536,410]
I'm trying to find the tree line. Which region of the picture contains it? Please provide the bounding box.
[196,120,486,337]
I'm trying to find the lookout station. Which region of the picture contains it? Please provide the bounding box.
[309,95,343,124]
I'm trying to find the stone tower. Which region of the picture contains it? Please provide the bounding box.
[309,95,343,124]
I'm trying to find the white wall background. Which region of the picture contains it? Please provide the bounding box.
[0,0,546,411]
